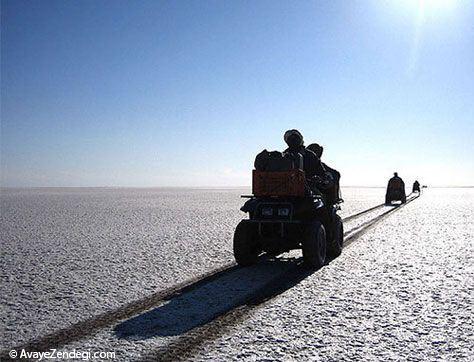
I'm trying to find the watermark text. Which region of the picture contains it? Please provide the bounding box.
[9,348,116,360]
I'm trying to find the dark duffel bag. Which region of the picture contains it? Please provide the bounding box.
[254,149,294,171]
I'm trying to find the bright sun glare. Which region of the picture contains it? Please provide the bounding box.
[400,0,456,13]
[402,0,457,74]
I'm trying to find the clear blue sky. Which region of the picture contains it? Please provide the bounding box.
[1,0,473,187]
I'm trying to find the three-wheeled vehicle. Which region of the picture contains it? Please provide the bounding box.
[233,165,343,269]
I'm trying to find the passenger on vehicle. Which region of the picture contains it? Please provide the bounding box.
[387,172,405,193]
[283,129,333,197]
[283,129,325,178]
[307,143,342,204]
[389,172,404,186]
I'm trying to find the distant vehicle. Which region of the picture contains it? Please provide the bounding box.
[234,152,343,269]
[412,180,421,193]
[385,172,406,204]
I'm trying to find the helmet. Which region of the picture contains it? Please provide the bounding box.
[307,143,323,158]
[284,129,303,148]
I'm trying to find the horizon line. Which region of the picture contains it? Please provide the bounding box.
[1,185,473,190]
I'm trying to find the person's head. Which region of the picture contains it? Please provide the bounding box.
[284,129,304,149]
[307,143,323,158]
[394,172,398,177]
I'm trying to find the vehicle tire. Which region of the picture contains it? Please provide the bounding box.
[327,215,343,258]
[302,221,326,269]
[233,221,260,266]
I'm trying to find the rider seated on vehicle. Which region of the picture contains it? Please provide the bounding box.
[283,129,333,198]
[388,172,405,190]
[307,143,341,204]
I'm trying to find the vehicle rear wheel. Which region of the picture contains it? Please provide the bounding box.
[302,221,326,269]
[233,221,260,266]
[327,215,343,258]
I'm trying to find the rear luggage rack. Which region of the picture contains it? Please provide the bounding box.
[252,169,305,197]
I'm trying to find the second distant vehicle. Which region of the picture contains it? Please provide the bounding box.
[385,172,406,204]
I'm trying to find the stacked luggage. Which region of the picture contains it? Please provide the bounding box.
[252,150,305,197]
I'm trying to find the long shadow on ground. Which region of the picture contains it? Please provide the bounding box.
[114,257,313,339]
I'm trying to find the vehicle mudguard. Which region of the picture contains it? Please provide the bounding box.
[240,198,259,213]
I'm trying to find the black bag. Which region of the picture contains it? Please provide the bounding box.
[254,150,296,172]
[254,149,271,171]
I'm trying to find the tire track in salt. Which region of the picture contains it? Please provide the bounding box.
[138,194,421,361]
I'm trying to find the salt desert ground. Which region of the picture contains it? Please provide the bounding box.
[1,187,473,360]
